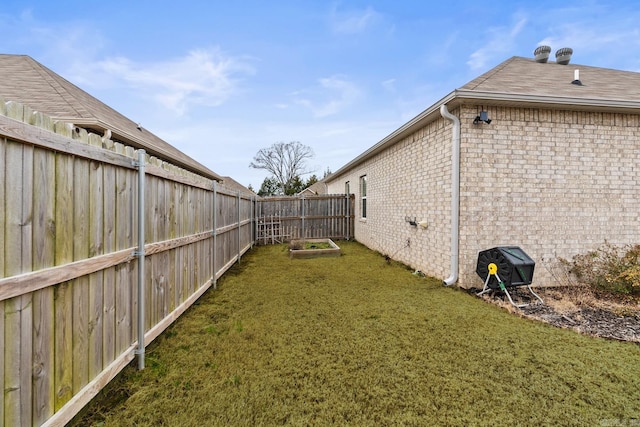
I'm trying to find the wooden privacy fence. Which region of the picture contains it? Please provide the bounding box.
[256,195,354,244]
[0,101,255,427]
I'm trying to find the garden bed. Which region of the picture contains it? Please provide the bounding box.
[289,238,341,259]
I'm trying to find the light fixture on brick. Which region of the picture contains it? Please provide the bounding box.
[473,110,491,125]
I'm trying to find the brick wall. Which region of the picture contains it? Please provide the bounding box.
[328,104,640,288]
[327,114,454,282]
[459,105,640,287]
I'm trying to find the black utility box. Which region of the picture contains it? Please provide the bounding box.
[476,246,535,289]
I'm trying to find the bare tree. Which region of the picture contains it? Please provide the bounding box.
[249,141,314,195]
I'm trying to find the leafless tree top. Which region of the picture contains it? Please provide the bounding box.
[249,141,314,193]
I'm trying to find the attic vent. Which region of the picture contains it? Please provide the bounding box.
[555,47,573,65]
[533,45,551,63]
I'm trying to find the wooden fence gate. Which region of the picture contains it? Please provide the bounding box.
[256,195,355,244]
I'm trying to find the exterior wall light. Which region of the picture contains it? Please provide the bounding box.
[473,110,491,125]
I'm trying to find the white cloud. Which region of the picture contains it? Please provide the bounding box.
[329,5,381,34]
[467,16,528,70]
[538,25,640,62]
[293,76,361,118]
[0,10,108,60]
[82,49,255,115]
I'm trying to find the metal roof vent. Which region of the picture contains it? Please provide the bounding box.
[555,47,573,65]
[533,45,551,63]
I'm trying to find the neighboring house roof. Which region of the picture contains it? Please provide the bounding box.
[297,188,317,196]
[220,176,256,196]
[299,180,328,195]
[327,55,640,182]
[0,54,222,181]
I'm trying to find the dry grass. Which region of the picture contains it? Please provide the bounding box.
[71,241,640,426]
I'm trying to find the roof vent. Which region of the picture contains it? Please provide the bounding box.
[533,45,551,63]
[555,47,573,65]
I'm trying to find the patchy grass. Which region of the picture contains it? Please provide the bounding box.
[71,241,640,426]
[304,241,333,249]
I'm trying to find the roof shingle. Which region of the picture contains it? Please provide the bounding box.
[0,54,222,180]
[461,56,640,102]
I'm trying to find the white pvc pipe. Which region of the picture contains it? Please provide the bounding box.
[440,105,460,286]
[136,149,146,369]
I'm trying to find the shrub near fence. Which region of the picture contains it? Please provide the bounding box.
[0,100,255,427]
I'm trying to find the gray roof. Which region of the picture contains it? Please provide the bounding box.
[462,56,640,102]
[0,54,222,180]
[327,56,640,181]
[219,176,256,196]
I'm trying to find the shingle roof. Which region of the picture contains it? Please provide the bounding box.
[461,56,640,102]
[327,56,640,182]
[219,176,256,196]
[0,54,222,180]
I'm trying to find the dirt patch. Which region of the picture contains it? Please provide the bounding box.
[475,286,640,343]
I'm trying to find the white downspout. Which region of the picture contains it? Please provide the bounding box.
[440,104,460,286]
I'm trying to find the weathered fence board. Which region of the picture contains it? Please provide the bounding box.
[0,103,256,427]
[0,101,354,426]
[32,145,56,424]
[256,195,354,243]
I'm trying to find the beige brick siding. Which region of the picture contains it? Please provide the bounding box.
[459,105,640,287]
[327,114,455,282]
[328,105,640,288]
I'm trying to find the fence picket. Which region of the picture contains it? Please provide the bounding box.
[256,195,354,243]
[0,101,344,426]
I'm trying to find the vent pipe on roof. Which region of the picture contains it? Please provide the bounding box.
[555,47,573,65]
[533,45,551,63]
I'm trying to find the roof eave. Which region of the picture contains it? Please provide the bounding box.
[453,90,640,112]
[327,91,457,181]
[326,91,640,182]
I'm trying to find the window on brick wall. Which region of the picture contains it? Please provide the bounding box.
[345,181,350,194]
[359,175,367,219]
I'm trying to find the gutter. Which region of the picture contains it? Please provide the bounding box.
[439,104,460,286]
[326,88,640,184]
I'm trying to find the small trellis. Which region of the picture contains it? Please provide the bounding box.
[257,214,288,244]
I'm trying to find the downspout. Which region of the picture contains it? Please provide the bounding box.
[440,104,460,286]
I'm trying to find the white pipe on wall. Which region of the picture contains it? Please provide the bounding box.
[440,104,460,286]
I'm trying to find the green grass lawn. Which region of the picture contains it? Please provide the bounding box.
[72,241,640,426]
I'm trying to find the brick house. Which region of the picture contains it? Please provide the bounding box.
[325,53,640,288]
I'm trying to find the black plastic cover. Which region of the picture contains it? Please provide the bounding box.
[476,246,535,288]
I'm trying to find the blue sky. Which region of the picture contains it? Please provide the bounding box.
[1,1,639,189]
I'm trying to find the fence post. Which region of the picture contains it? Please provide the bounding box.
[134,149,146,370]
[237,191,241,262]
[212,181,217,288]
[301,196,305,239]
[345,193,349,240]
[251,196,255,248]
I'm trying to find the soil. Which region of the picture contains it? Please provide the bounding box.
[474,286,640,343]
